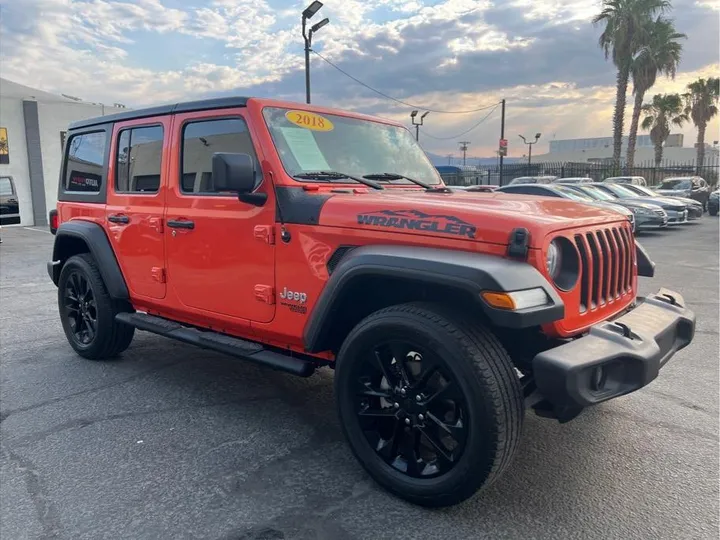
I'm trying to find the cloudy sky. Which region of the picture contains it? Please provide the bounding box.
[1,0,718,158]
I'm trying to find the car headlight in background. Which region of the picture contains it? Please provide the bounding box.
[631,206,652,215]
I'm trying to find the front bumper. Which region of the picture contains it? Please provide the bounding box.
[666,209,689,224]
[635,214,668,229]
[533,288,695,420]
[687,206,703,219]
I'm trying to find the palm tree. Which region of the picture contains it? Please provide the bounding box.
[641,93,687,165]
[683,77,720,167]
[593,0,671,169]
[626,17,685,168]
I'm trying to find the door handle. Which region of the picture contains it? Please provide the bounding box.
[167,219,195,230]
[108,214,130,224]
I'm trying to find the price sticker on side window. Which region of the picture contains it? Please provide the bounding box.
[285,110,334,132]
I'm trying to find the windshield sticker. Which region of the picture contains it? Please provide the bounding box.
[357,209,476,239]
[280,127,331,171]
[285,110,334,132]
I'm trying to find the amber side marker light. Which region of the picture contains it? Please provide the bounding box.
[481,288,551,311]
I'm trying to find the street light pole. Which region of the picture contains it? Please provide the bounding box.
[410,110,429,141]
[301,2,328,104]
[518,133,541,175]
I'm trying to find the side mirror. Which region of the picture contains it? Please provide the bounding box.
[212,152,255,193]
[212,152,267,206]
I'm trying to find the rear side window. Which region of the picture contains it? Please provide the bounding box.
[180,118,257,194]
[116,125,163,193]
[65,131,106,192]
[0,176,14,196]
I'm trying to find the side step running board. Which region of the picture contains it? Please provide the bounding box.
[116,312,315,377]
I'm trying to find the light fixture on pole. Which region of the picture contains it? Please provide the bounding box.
[518,132,541,175]
[410,110,429,141]
[301,2,328,104]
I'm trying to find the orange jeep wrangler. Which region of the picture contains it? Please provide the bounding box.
[47,97,695,507]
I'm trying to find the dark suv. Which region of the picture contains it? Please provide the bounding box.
[655,177,711,210]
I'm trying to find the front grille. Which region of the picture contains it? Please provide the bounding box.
[653,209,665,216]
[574,225,634,312]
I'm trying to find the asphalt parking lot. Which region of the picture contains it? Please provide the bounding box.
[1,220,718,540]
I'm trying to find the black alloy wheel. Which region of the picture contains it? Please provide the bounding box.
[356,341,467,478]
[64,271,98,346]
[335,302,524,507]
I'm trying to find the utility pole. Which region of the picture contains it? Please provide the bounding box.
[459,141,470,166]
[499,99,506,185]
[447,154,453,165]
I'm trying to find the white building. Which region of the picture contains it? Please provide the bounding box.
[0,78,128,226]
[534,133,718,165]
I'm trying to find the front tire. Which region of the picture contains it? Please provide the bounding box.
[334,303,524,507]
[58,253,135,360]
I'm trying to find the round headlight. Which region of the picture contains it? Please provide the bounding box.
[547,237,580,291]
[546,240,561,278]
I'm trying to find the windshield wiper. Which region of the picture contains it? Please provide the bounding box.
[293,171,384,190]
[363,172,450,192]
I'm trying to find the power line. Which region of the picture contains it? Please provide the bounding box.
[310,49,501,114]
[420,103,500,140]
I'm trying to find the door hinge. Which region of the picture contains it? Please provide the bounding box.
[254,284,275,304]
[151,267,166,283]
[253,225,275,245]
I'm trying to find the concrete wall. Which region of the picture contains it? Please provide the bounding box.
[38,100,112,213]
[0,95,32,225]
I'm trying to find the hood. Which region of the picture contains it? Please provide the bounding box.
[618,196,685,209]
[654,195,702,207]
[589,201,632,216]
[655,188,691,197]
[318,189,629,248]
[610,199,663,211]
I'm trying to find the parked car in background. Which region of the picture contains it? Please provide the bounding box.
[587,182,689,224]
[451,185,498,192]
[621,184,703,219]
[708,190,719,216]
[0,175,20,226]
[654,176,711,210]
[603,176,648,186]
[496,183,636,231]
[507,175,557,185]
[562,184,669,230]
[552,177,594,184]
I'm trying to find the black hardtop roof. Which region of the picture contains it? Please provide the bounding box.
[68,96,250,130]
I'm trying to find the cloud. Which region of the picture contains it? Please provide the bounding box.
[0,0,717,157]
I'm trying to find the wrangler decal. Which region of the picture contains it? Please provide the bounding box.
[356,209,477,239]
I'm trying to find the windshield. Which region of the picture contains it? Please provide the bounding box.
[554,185,593,201]
[262,107,441,185]
[628,185,656,197]
[603,184,638,198]
[659,178,691,190]
[580,186,615,201]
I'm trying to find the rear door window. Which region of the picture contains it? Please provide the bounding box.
[116,125,163,193]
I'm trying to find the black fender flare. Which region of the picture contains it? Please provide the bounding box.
[303,245,564,353]
[49,220,129,300]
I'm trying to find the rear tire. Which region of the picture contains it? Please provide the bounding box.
[334,302,524,507]
[58,254,135,360]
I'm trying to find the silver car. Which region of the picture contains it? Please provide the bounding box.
[622,184,703,220]
[507,175,558,185]
[588,183,689,224]
[563,184,668,230]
